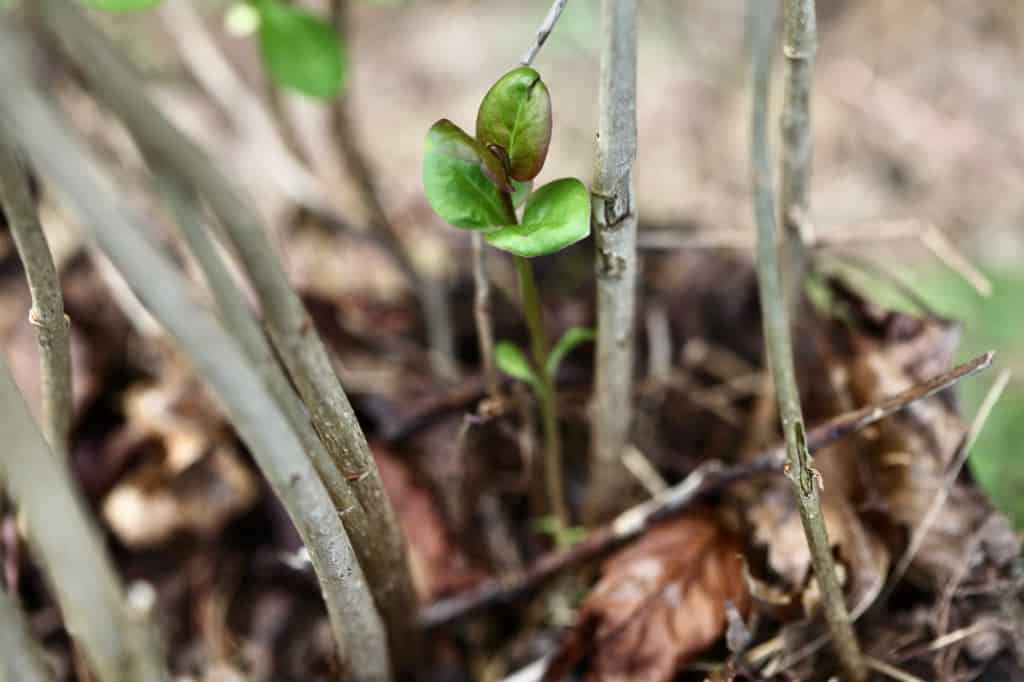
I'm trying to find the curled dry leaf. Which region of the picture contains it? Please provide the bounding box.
[103,446,259,548]
[833,284,1020,588]
[547,512,749,682]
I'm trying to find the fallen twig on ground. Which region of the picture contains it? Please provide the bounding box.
[418,351,993,628]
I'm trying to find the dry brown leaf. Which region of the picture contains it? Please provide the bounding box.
[547,512,749,682]
[834,290,1020,588]
[103,446,259,548]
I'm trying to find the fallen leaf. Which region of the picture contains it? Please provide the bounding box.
[373,441,481,600]
[547,512,749,682]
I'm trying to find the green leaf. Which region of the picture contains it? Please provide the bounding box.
[476,67,552,182]
[545,326,595,379]
[423,120,517,229]
[83,0,161,10]
[495,341,541,393]
[485,178,590,257]
[258,0,346,99]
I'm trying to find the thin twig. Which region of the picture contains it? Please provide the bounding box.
[748,1,865,677]
[778,0,816,308]
[417,351,992,628]
[31,3,419,661]
[0,352,170,682]
[884,368,1011,597]
[0,139,72,455]
[586,0,639,522]
[472,232,500,397]
[157,175,411,655]
[0,42,391,680]
[864,657,927,682]
[0,589,56,682]
[520,0,569,66]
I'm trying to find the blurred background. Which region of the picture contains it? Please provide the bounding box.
[52,0,1023,519]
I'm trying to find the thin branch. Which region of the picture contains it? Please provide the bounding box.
[0,139,72,455]
[0,43,391,680]
[0,589,56,682]
[778,0,817,307]
[472,232,499,397]
[157,175,413,654]
[749,1,865,677]
[31,2,418,659]
[330,0,458,381]
[0,355,169,682]
[418,351,993,628]
[586,0,639,522]
[520,0,569,67]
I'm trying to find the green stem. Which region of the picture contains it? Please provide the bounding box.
[504,189,567,527]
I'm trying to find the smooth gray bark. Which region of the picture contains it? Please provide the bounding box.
[0,590,56,682]
[0,39,390,679]
[587,0,638,521]
[779,0,817,308]
[748,2,865,679]
[0,139,71,455]
[31,1,417,655]
[0,354,170,682]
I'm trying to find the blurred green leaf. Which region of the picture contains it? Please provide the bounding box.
[531,515,588,548]
[511,180,532,208]
[485,178,590,257]
[423,120,516,229]
[258,0,346,99]
[476,67,551,182]
[495,341,541,393]
[83,0,161,11]
[546,326,595,379]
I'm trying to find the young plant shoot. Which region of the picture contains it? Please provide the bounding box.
[423,67,592,527]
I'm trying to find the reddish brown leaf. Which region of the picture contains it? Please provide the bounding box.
[548,513,749,682]
[373,442,482,600]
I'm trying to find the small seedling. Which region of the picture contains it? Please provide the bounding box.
[423,66,592,526]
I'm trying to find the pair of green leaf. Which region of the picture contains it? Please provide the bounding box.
[85,0,345,100]
[495,326,595,394]
[423,67,591,258]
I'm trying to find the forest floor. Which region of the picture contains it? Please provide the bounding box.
[2,1,1024,680]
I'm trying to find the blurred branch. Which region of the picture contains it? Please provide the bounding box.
[0,36,391,680]
[0,589,56,682]
[779,0,817,307]
[419,351,993,628]
[30,3,418,662]
[749,1,865,679]
[0,139,71,455]
[0,353,170,682]
[329,0,456,381]
[586,0,638,522]
[520,0,569,67]
[639,218,992,297]
[157,176,410,649]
